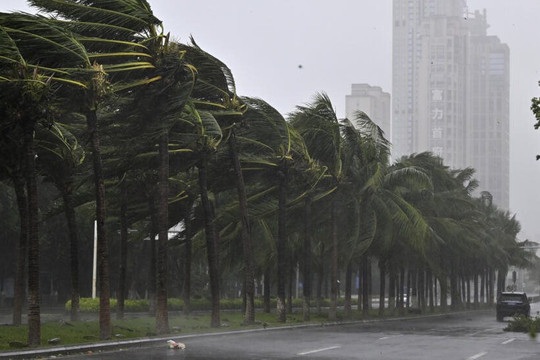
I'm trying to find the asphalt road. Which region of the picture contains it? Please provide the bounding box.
[57,303,540,360]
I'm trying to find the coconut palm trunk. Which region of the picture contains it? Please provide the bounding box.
[379,260,386,316]
[62,189,80,322]
[117,179,128,320]
[302,195,312,321]
[156,131,170,334]
[362,258,370,316]
[24,120,40,346]
[85,110,111,340]
[229,132,255,324]
[276,162,288,322]
[198,154,220,327]
[147,196,157,314]
[12,175,27,326]
[344,262,352,316]
[183,202,193,315]
[328,197,338,321]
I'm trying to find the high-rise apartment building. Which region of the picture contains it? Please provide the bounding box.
[345,84,391,139]
[392,0,509,209]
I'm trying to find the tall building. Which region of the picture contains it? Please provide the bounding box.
[345,84,391,139]
[392,0,509,209]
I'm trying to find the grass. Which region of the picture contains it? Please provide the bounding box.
[0,311,331,351]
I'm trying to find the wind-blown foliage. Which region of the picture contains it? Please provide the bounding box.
[0,1,534,347]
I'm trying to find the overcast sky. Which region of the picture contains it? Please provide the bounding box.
[3,0,540,240]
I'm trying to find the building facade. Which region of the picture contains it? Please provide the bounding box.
[392,0,509,208]
[345,84,391,139]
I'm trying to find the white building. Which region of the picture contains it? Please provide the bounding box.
[345,84,391,140]
[392,0,509,208]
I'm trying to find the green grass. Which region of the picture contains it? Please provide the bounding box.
[0,311,331,351]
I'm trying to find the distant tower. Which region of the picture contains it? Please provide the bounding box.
[345,84,391,139]
[467,10,510,210]
[392,0,509,209]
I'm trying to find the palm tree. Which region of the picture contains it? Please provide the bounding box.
[234,97,307,322]
[35,122,86,321]
[179,40,255,324]
[28,0,188,336]
[0,96,27,326]
[289,93,344,321]
[0,12,94,344]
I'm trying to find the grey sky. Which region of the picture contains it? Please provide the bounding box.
[2,0,540,240]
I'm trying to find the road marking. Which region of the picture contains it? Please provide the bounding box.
[467,352,487,360]
[379,335,404,340]
[297,346,341,356]
[501,338,515,345]
[469,328,498,336]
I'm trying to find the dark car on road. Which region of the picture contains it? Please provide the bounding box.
[496,291,530,321]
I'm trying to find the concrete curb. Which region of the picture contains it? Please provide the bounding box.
[0,309,492,359]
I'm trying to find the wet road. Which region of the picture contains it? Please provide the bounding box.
[63,305,540,360]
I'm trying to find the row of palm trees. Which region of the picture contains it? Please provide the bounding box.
[0,0,534,346]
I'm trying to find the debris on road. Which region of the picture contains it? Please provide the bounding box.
[167,339,186,349]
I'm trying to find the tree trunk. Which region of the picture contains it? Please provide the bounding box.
[473,273,479,308]
[399,266,411,314]
[198,156,220,327]
[229,133,255,324]
[388,264,396,314]
[117,179,128,320]
[12,175,27,326]
[344,262,352,317]
[86,110,110,340]
[378,259,386,316]
[367,258,373,310]
[357,264,362,313]
[287,263,293,314]
[418,268,425,311]
[440,275,448,310]
[427,269,434,312]
[480,269,485,304]
[497,268,507,298]
[434,277,438,308]
[24,122,40,346]
[488,268,495,306]
[263,269,271,313]
[147,197,157,315]
[302,195,312,321]
[155,131,170,334]
[362,257,369,316]
[276,163,288,323]
[183,203,193,316]
[62,189,80,322]
[449,262,459,309]
[328,197,338,321]
[316,245,325,314]
[466,276,471,309]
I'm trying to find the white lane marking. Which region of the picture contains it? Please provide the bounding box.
[467,352,487,360]
[501,338,515,345]
[379,335,404,340]
[469,328,497,336]
[297,345,341,356]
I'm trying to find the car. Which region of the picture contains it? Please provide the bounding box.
[496,291,530,321]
